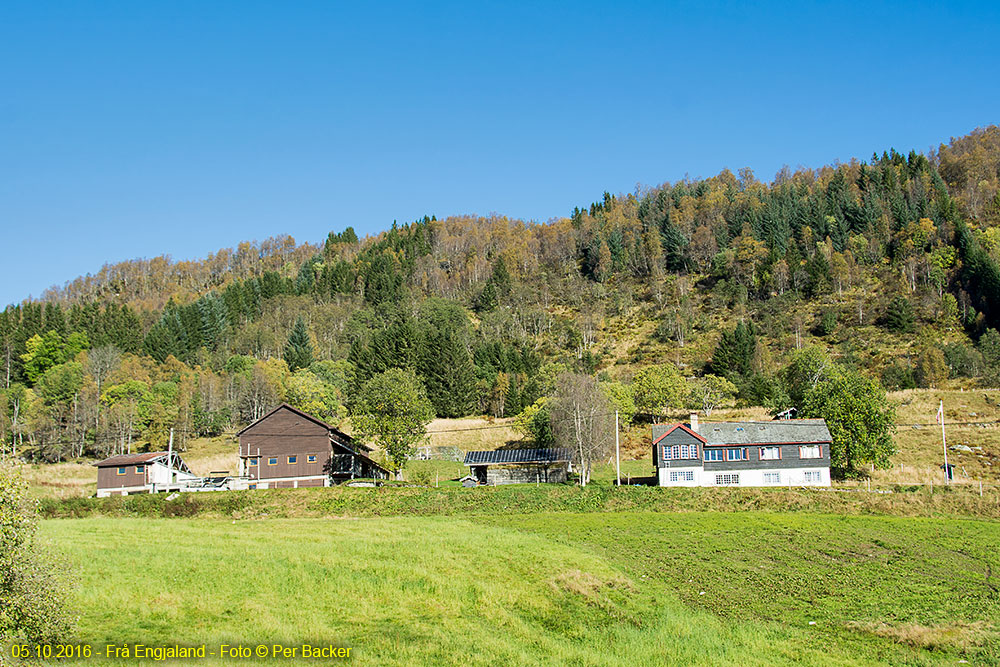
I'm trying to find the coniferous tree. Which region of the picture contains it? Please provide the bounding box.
[283,317,314,372]
[419,330,476,417]
[885,296,915,333]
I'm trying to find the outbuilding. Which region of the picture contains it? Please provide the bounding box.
[94,451,198,497]
[463,448,572,485]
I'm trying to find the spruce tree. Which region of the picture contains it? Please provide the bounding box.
[885,296,915,333]
[283,316,314,372]
[419,330,476,417]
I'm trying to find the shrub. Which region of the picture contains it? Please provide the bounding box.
[0,460,74,644]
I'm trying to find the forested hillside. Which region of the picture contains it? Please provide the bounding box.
[3,126,1000,464]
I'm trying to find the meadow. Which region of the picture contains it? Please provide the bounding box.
[34,512,1000,666]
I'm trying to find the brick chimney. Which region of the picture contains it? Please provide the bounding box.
[689,413,699,433]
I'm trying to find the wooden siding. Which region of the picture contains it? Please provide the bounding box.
[701,443,830,472]
[654,429,703,469]
[252,452,330,480]
[240,406,330,458]
[96,464,146,490]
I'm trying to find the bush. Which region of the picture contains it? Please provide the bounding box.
[943,342,984,378]
[0,460,74,644]
[881,362,917,391]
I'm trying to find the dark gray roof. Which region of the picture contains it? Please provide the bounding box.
[700,419,831,446]
[464,448,573,465]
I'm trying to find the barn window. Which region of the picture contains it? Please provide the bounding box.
[267,457,278,466]
[288,456,297,464]
[307,455,317,463]
[116,467,127,475]
[249,458,259,466]
[135,465,145,473]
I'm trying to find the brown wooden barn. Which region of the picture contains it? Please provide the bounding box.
[236,404,390,488]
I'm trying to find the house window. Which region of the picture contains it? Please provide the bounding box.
[715,473,740,485]
[249,458,259,467]
[726,448,749,461]
[288,456,297,465]
[799,445,822,459]
[116,467,127,476]
[763,472,781,485]
[307,455,317,463]
[267,457,278,466]
[135,465,145,473]
[664,444,699,460]
[669,470,695,482]
[249,483,257,490]
[804,470,823,483]
[704,449,724,462]
[759,446,781,460]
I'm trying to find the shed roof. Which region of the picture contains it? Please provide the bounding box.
[700,419,831,446]
[464,448,573,465]
[94,452,169,467]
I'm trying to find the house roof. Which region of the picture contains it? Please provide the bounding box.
[700,419,831,446]
[94,452,169,467]
[236,403,370,451]
[651,423,707,445]
[464,448,573,466]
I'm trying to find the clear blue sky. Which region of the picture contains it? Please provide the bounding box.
[2,1,998,306]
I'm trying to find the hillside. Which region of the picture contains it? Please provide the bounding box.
[3,127,1000,470]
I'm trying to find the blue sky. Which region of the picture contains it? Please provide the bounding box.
[1,1,998,306]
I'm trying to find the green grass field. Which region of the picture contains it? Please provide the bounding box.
[34,512,1000,666]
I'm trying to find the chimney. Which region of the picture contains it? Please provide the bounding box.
[689,413,699,433]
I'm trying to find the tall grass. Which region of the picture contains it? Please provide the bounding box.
[40,516,851,666]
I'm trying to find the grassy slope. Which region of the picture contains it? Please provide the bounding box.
[38,513,1000,666]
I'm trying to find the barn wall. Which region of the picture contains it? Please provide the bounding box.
[97,464,146,490]
[485,463,568,485]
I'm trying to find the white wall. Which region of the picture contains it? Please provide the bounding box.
[658,467,830,488]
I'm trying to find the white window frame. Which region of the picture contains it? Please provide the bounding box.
[759,446,781,461]
[704,449,724,462]
[804,470,823,483]
[799,445,823,459]
[726,447,748,462]
[763,472,781,485]
[715,473,740,486]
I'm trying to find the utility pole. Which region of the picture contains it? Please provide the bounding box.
[939,400,950,484]
[168,427,174,487]
[615,410,620,487]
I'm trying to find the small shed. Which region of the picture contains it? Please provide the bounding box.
[463,448,573,485]
[94,451,198,497]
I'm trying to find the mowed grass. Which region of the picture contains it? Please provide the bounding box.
[40,513,1000,666]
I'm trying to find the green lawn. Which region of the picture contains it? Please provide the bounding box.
[36,513,1000,665]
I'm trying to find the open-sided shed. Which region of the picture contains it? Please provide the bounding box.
[463,448,573,485]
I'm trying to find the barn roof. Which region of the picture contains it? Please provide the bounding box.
[236,403,370,451]
[464,448,573,465]
[700,419,831,446]
[94,452,169,467]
